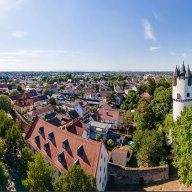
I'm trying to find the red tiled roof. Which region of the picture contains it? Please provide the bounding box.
[25,117,103,176]
[65,120,88,136]
[14,98,34,107]
[141,92,150,98]
[74,100,88,107]
[98,108,119,121]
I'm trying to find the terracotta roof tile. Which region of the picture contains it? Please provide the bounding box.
[25,117,102,176]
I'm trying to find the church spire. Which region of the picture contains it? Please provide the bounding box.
[174,65,178,77]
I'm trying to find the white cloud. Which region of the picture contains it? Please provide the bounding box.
[0,50,81,57]
[12,31,27,38]
[182,53,190,58]
[142,19,156,40]
[0,0,24,16]
[149,47,160,51]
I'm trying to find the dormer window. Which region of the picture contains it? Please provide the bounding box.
[39,126,44,134]
[48,132,54,141]
[62,139,68,149]
[35,136,40,144]
[58,151,64,163]
[77,144,84,157]
[44,142,50,152]
[74,159,80,165]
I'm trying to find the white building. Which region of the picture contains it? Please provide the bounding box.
[173,62,192,121]
[25,117,108,191]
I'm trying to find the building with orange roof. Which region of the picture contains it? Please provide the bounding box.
[25,117,108,191]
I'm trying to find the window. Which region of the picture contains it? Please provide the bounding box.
[104,167,105,173]
[187,93,190,97]
[77,145,84,157]
[58,152,64,163]
[104,157,105,162]
[48,132,54,141]
[102,182,104,188]
[99,177,101,183]
[105,176,106,181]
[101,153,103,159]
[63,139,68,149]
[100,166,102,172]
[177,93,180,99]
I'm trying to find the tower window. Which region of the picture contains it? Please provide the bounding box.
[177,93,180,99]
[187,93,190,97]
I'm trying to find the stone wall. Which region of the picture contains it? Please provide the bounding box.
[108,162,169,184]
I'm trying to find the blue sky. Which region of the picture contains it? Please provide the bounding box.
[0,0,192,71]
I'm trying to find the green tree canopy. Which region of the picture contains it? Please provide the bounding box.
[17,85,22,92]
[18,147,34,176]
[134,99,155,130]
[0,110,14,137]
[0,162,9,188]
[54,164,96,191]
[44,87,51,95]
[29,83,37,88]
[151,88,172,122]
[107,91,116,102]
[147,77,156,96]
[9,89,19,97]
[49,98,56,106]
[22,153,55,191]
[121,90,140,110]
[5,125,25,155]
[137,83,147,96]
[0,95,12,113]
[172,104,192,187]
[132,129,167,167]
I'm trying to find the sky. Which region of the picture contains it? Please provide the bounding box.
[0,0,192,71]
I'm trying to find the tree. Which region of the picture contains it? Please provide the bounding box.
[107,139,115,148]
[123,110,134,134]
[132,129,167,167]
[0,138,7,160]
[22,153,55,191]
[147,77,156,96]
[65,73,72,80]
[44,87,51,95]
[9,89,19,97]
[107,91,116,102]
[0,95,12,113]
[96,134,101,141]
[18,147,34,176]
[22,93,27,99]
[5,125,25,155]
[160,113,175,135]
[29,83,37,88]
[17,85,22,92]
[0,162,9,188]
[137,83,147,96]
[0,110,14,137]
[80,90,84,97]
[54,164,96,191]
[120,90,140,110]
[172,104,192,187]
[49,98,56,106]
[151,88,172,122]
[134,99,155,130]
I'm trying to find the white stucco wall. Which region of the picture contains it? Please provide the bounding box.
[96,143,108,191]
[173,78,192,121]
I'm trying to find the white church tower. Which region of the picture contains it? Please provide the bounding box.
[173,62,192,121]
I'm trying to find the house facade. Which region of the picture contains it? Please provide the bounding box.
[25,117,108,191]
